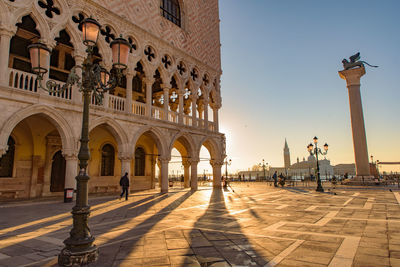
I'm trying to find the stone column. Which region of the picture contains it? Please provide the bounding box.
[0,28,15,86]
[125,71,135,113]
[182,159,191,188]
[120,156,132,191]
[64,154,78,190]
[72,54,85,104]
[191,95,198,127]
[162,84,170,121]
[211,159,223,188]
[204,99,209,130]
[178,89,184,124]
[190,159,199,191]
[159,158,169,193]
[212,105,220,132]
[339,66,372,182]
[30,155,41,198]
[145,78,154,117]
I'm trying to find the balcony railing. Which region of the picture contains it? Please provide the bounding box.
[108,94,125,111]
[5,68,217,132]
[8,68,72,100]
[9,68,38,93]
[151,106,164,120]
[183,115,192,126]
[133,101,146,116]
[168,111,178,123]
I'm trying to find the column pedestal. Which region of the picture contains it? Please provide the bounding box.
[339,66,374,184]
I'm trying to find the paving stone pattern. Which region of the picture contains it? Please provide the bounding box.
[0,183,399,266]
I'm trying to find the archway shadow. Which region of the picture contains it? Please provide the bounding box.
[84,189,196,266]
[182,188,271,266]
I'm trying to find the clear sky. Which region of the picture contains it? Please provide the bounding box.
[216,0,400,174]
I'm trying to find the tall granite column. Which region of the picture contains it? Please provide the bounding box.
[339,66,372,181]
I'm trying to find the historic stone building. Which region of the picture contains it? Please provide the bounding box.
[0,0,225,199]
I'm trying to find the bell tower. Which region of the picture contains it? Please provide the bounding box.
[284,138,291,170]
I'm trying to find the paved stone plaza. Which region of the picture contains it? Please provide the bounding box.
[0,183,400,267]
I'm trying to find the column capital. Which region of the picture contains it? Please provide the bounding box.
[0,26,16,37]
[338,66,366,86]
[188,157,199,164]
[182,159,191,168]
[189,94,198,101]
[161,83,171,90]
[143,77,155,84]
[63,152,78,161]
[118,154,133,161]
[177,89,185,96]
[126,69,136,78]
[210,159,224,167]
[158,156,170,163]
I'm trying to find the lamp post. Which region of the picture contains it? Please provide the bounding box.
[224,158,232,180]
[259,159,268,182]
[307,136,328,192]
[28,17,131,266]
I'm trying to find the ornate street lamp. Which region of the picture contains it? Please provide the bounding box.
[224,158,232,180]
[259,159,268,182]
[28,17,131,266]
[307,136,328,192]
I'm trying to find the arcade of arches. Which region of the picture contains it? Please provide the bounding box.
[0,2,225,200]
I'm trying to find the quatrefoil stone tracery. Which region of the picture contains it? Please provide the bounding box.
[144,46,155,62]
[162,55,171,69]
[177,62,186,75]
[100,26,115,44]
[38,0,61,18]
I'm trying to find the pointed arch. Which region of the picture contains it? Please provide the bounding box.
[50,20,85,54]
[130,127,168,159]
[169,132,195,159]
[13,6,51,42]
[0,105,75,156]
[89,116,130,156]
[197,136,223,162]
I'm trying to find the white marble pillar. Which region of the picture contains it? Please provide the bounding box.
[64,154,78,190]
[160,158,169,193]
[191,95,198,127]
[178,89,184,124]
[211,159,223,188]
[125,71,134,113]
[145,78,154,117]
[0,28,15,86]
[213,106,220,132]
[162,84,170,121]
[190,159,199,191]
[339,67,372,180]
[204,99,209,130]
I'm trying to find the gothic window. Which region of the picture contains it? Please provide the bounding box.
[160,0,181,27]
[0,137,15,177]
[135,147,145,176]
[101,144,115,176]
[9,15,41,74]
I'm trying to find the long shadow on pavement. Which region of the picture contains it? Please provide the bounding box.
[183,188,271,266]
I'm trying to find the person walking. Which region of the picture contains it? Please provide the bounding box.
[119,172,129,201]
[272,171,278,187]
